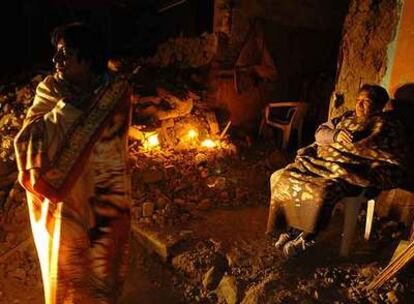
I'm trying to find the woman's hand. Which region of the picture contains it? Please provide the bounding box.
[335,129,353,144]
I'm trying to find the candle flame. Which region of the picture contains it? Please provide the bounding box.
[143,133,160,149]
[148,134,159,146]
[187,129,198,139]
[201,139,217,148]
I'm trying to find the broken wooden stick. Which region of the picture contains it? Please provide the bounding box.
[366,240,414,291]
[219,121,232,139]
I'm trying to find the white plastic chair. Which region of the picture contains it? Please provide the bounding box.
[339,192,377,256]
[259,101,308,149]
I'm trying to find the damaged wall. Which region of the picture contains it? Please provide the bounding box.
[329,0,402,118]
[332,0,414,225]
[209,0,349,131]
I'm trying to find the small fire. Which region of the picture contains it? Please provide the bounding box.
[201,139,217,148]
[143,132,160,149]
[148,134,159,146]
[187,129,198,140]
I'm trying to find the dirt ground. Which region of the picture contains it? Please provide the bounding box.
[143,205,414,304]
[125,141,414,304]
[1,142,414,304]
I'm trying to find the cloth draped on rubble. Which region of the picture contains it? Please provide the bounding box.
[268,111,407,234]
[13,74,132,304]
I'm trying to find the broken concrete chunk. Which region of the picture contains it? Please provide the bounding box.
[155,88,193,120]
[142,202,155,217]
[216,276,241,304]
[241,274,280,304]
[141,168,165,184]
[197,199,211,211]
[386,291,399,304]
[132,206,143,220]
[195,153,208,166]
[156,196,170,210]
[128,125,145,141]
[226,247,250,268]
[202,266,221,291]
[202,253,229,291]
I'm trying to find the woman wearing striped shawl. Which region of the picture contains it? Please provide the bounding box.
[14,23,132,304]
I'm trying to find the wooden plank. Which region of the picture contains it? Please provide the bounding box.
[367,240,414,291]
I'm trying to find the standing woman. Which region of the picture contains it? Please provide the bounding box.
[14,23,132,303]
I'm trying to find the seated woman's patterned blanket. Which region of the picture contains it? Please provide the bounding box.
[270,111,407,233]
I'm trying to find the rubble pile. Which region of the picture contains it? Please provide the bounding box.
[0,75,44,163]
[125,64,277,229]
[308,263,407,303]
[0,242,42,304]
[129,144,271,228]
[369,217,407,244]
[0,184,30,252]
[129,87,223,150]
[0,74,46,206]
[0,183,42,303]
[173,247,414,304]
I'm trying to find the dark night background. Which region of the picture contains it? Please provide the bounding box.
[0,0,214,80]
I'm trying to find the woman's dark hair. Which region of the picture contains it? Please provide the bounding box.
[358,84,389,109]
[51,22,108,74]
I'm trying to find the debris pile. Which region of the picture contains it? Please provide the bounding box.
[129,86,225,151]
[310,263,407,303]
[125,64,275,229]
[0,74,46,206]
[0,182,43,303]
[0,75,44,163]
[129,145,271,228]
[0,242,42,304]
[173,245,414,304]
[369,217,407,243]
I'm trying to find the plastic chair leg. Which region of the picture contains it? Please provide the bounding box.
[364,199,375,240]
[340,197,363,257]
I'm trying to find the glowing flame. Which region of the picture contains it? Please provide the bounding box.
[187,129,198,139]
[201,139,217,148]
[147,134,159,146]
[143,133,160,149]
[27,197,62,304]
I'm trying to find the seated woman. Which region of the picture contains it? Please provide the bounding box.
[266,84,408,258]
